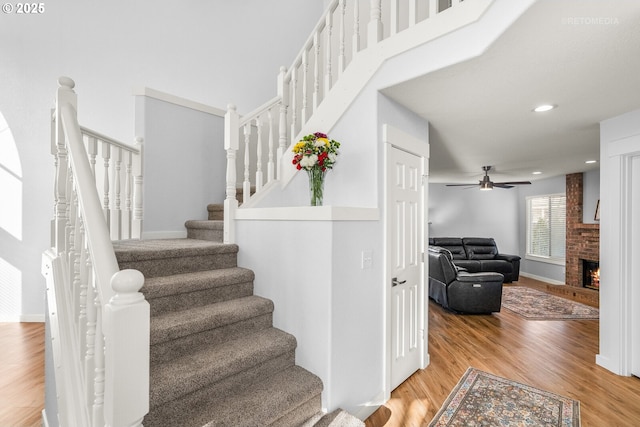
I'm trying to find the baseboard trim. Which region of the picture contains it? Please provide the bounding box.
[0,314,45,322]
[42,409,50,427]
[519,271,565,286]
[352,390,387,421]
[141,230,188,240]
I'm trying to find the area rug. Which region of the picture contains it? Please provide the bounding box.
[501,286,599,320]
[429,367,581,427]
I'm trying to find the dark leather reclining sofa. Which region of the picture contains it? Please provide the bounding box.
[428,246,504,313]
[428,237,521,283]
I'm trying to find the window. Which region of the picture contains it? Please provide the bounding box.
[526,194,566,264]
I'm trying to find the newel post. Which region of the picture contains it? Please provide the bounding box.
[224,104,239,244]
[276,67,289,180]
[103,269,149,427]
[53,76,77,254]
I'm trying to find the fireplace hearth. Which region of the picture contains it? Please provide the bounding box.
[582,259,600,290]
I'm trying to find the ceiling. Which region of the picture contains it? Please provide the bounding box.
[381,0,640,185]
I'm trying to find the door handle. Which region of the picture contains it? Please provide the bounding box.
[392,277,407,287]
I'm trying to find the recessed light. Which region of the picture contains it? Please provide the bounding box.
[532,171,542,175]
[533,104,556,112]
[585,160,597,164]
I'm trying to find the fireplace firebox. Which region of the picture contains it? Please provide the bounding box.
[582,259,600,290]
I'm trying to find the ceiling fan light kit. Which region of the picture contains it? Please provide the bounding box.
[446,166,531,190]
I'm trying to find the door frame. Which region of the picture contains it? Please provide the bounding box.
[383,124,430,399]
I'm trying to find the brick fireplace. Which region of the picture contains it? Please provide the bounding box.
[565,173,600,289]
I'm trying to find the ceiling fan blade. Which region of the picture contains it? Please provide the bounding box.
[493,183,514,189]
[495,181,531,185]
[446,183,479,187]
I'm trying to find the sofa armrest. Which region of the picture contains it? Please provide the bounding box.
[495,254,521,281]
[457,271,504,283]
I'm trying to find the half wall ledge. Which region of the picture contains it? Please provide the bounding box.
[235,206,379,221]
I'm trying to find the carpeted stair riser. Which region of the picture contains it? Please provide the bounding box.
[150,328,298,408]
[142,268,255,316]
[271,395,324,427]
[199,365,323,427]
[144,352,296,427]
[185,219,224,241]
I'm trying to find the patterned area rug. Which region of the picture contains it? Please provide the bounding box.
[429,367,581,427]
[501,286,599,320]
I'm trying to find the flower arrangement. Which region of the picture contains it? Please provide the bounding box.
[292,132,340,171]
[292,132,340,206]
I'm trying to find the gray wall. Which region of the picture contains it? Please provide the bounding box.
[516,175,566,283]
[428,183,520,255]
[137,97,226,236]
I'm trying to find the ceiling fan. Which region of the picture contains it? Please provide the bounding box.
[446,166,531,190]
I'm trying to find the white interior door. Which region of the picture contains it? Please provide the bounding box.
[388,144,425,391]
[631,155,640,377]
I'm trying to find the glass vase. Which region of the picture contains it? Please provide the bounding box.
[307,169,326,206]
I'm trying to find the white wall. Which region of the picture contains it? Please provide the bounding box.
[0,0,325,320]
[597,108,640,375]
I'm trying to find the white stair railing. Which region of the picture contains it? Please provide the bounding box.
[42,76,150,427]
[223,0,464,243]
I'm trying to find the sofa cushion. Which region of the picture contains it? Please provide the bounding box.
[462,237,498,260]
[431,237,466,259]
[478,259,513,275]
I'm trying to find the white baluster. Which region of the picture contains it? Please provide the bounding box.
[290,69,298,142]
[324,12,333,97]
[224,105,239,244]
[92,304,105,426]
[132,137,144,239]
[76,217,87,358]
[243,124,251,203]
[409,0,418,26]
[368,0,382,45]
[339,0,346,75]
[313,31,321,110]
[124,149,133,239]
[84,257,96,408]
[267,109,275,183]
[87,136,97,177]
[390,0,399,35]
[277,67,289,180]
[111,146,122,240]
[255,118,263,192]
[101,141,111,226]
[301,48,309,124]
[352,0,361,56]
[429,0,438,17]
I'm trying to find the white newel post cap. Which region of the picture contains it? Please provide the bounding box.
[58,76,75,90]
[110,269,145,305]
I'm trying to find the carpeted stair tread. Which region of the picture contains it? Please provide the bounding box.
[142,267,254,300]
[113,238,237,262]
[198,365,323,427]
[305,409,365,427]
[185,219,224,230]
[150,295,273,345]
[150,327,297,408]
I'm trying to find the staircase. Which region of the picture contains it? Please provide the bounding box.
[113,220,363,426]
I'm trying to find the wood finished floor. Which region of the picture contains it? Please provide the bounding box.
[0,322,44,427]
[3,278,639,427]
[365,277,640,427]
